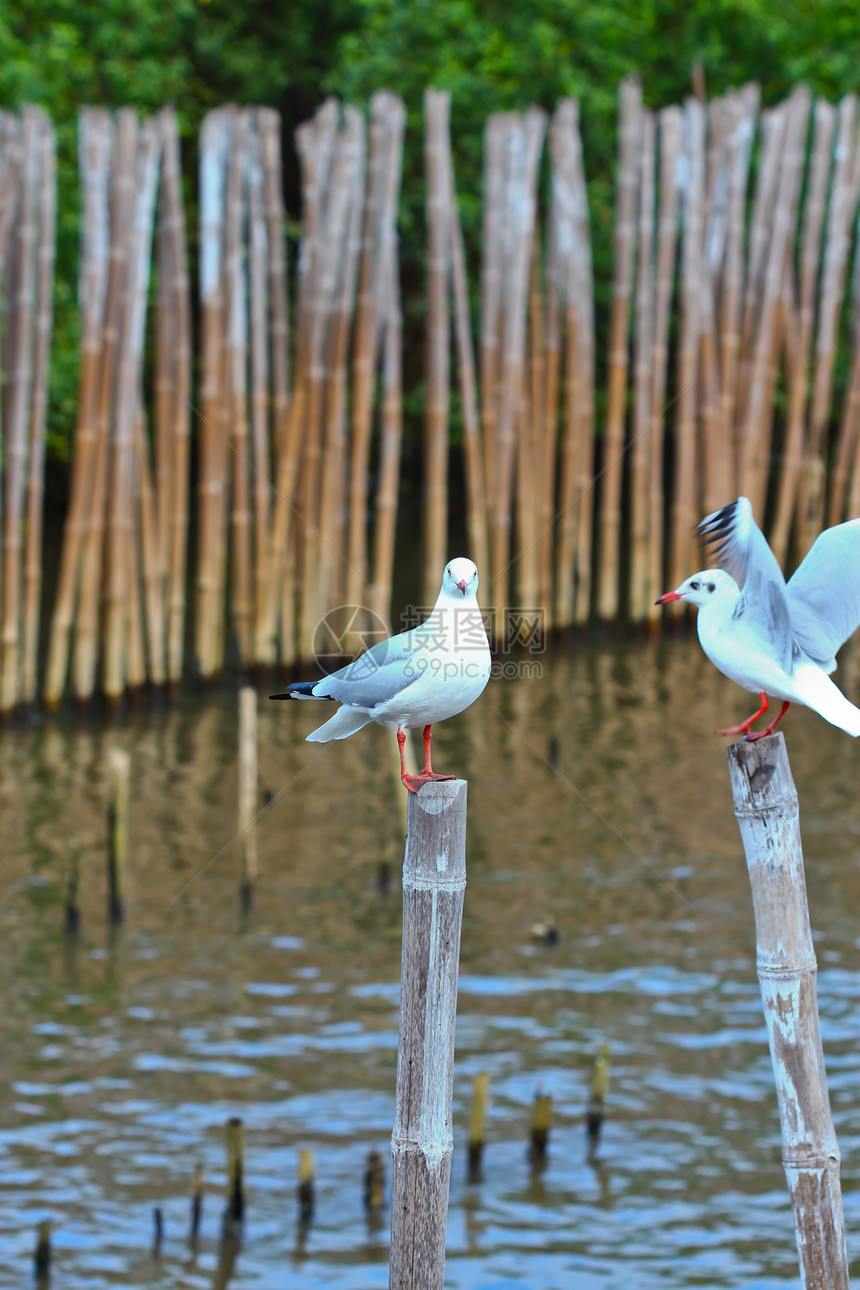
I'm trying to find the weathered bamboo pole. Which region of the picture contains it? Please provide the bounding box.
[423,89,452,608]
[107,746,130,924]
[629,108,655,622]
[133,400,163,684]
[222,1116,245,1238]
[596,75,641,620]
[1,108,37,713]
[698,98,731,518]
[771,99,835,563]
[22,110,56,704]
[390,779,467,1290]
[44,110,111,705]
[369,221,404,629]
[480,115,505,520]
[726,735,848,1289]
[238,686,257,910]
[644,104,682,626]
[467,1072,490,1175]
[161,106,191,687]
[104,117,161,700]
[247,118,271,665]
[74,109,138,703]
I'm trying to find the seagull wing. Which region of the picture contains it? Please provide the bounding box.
[698,497,795,669]
[786,518,860,666]
[312,629,425,710]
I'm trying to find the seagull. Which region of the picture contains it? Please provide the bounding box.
[270,557,491,790]
[655,497,860,740]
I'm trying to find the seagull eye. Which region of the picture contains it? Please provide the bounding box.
[690,580,701,590]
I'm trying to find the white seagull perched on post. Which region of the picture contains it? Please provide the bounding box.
[271,557,491,791]
[656,497,860,740]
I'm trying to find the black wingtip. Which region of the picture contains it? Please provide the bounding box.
[269,693,291,700]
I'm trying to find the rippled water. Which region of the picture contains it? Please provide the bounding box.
[2,635,860,1288]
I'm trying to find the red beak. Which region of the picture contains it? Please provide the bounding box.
[655,590,682,604]
[457,579,468,595]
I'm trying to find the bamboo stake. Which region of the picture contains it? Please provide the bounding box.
[669,98,705,595]
[134,400,164,684]
[726,735,848,1289]
[699,99,732,517]
[222,1116,245,1237]
[390,779,467,1290]
[423,89,452,608]
[800,94,860,552]
[480,116,505,519]
[645,105,682,625]
[467,1072,490,1175]
[597,76,641,620]
[540,186,561,624]
[238,686,257,909]
[771,99,835,562]
[571,111,596,626]
[1,109,37,712]
[196,109,230,679]
[316,107,365,630]
[22,111,56,704]
[629,109,655,622]
[161,107,191,686]
[104,117,161,700]
[448,137,489,580]
[126,419,146,689]
[247,118,271,665]
[107,746,130,924]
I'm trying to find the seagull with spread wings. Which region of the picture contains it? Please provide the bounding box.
[656,497,860,740]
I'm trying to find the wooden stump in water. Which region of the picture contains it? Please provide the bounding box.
[107,747,130,925]
[726,733,848,1290]
[238,686,258,910]
[389,778,467,1290]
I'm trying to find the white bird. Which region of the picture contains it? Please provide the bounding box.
[271,557,491,790]
[656,497,860,740]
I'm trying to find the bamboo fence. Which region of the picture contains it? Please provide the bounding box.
[0,78,856,708]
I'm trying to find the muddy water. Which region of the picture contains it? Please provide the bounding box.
[1,636,860,1288]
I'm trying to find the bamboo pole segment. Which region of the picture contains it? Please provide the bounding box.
[196,109,230,679]
[800,94,860,553]
[490,109,545,644]
[726,735,849,1289]
[126,416,146,689]
[645,105,683,625]
[571,109,596,626]
[153,129,176,624]
[316,107,365,630]
[364,1148,385,1215]
[718,86,759,496]
[190,1163,204,1245]
[369,203,404,629]
[596,75,642,620]
[423,88,452,609]
[529,1091,552,1160]
[343,93,392,624]
[104,117,161,700]
[22,110,56,705]
[448,138,489,581]
[629,109,655,622]
[134,399,164,684]
[74,109,138,703]
[107,745,130,924]
[238,686,258,909]
[699,99,732,517]
[828,197,860,524]
[586,1044,611,1156]
[1,109,37,713]
[222,1116,245,1238]
[161,107,191,686]
[258,109,290,453]
[247,118,271,664]
[771,99,835,562]
[480,115,505,518]
[45,110,111,705]
[669,97,705,596]
[34,1220,51,1281]
[467,1072,491,1176]
[746,88,810,518]
[389,779,468,1290]
[298,1149,315,1222]
[540,190,561,624]
[514,231,541,617]
[224,109,253,666]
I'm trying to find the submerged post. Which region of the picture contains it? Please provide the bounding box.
[107,747,130,924]
[390,778,467,1290]
[238,686,258,910]
[726,733,848,1289]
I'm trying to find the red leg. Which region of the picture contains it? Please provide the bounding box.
[398,725,457,794]
[716,692,768,736]
[745,701,790,741]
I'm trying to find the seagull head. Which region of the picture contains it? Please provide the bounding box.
[656,568,737,610]
[442,557,479,599]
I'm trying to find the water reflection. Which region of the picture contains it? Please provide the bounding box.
[0,636,859,1287]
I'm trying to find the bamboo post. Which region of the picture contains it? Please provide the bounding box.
[596,76,641,620]
[22,110,56,705]
[190,1163,204,1245]
[298,1148,315,1222]
[390,779,467,1290]
[107,746,130,925]
[726,735,848,1289]
[467,1072,490,1176]
[423,89,452,608]
[364,1148,385,1214]
[629,108,655,622]
[247,117,271,666]
[529,1091,552,1160]
[586,1043,611,1155]
[65,844,80,935]
[34,1220,51,1280]
[480,116,505,524]
[238,686,257,910]
[222,1116,245,1238]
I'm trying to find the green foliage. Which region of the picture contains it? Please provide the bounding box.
[1,0,859,458]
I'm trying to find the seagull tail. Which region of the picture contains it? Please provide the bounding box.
[807,673,860,737]
[306,707,372,743]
